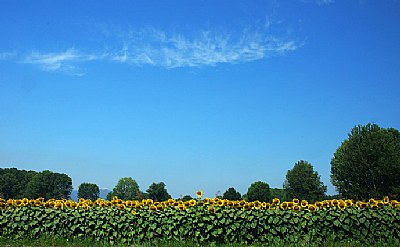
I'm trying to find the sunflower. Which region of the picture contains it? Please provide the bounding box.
[196,190,203,198]
[132,210,137,216]
[376,200,384,207]
[315,201,322,208]
[217,200,225,207]
[272,198,280,205]
[261,202,267,209]
[243,203,250,210]
[189,199,197,207]
[301,200,308,207]
[149,205,157,211]
[118,204,125,210]
[227,200,234,207]
[178,204,186,210]
[280,202,288,210]
[54,202,63,209]
[287,201,294,208]
[360,202,368,209]
[338,201,346,210]
[345,199,353,207]
[308,204,317,212]
[332,199,338,206]
[293,198,300,204]
[384,196,390,203]
[390,200,398,207]
[293,205,301,212]
[368,198,375,205]
[239,200,246,207]
[203,198,210,204]
[208,206,216,213]
[15,199,22,206]
[156,203,164,210]
[254,201,261,209]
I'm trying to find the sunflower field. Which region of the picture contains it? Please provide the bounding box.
[1,193,400,245]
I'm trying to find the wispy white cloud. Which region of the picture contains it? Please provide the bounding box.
[5,24,301,75]
[0,51,17,60]
[109,27,301,68]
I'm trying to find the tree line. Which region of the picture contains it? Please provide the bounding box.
[1,123,399,202]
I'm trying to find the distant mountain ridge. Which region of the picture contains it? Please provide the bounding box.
[70,189,111,201]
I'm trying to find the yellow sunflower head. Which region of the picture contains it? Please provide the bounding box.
[178,204,186,211]
[280,202,289,210]
[293,198,300,204]
[301,200,308,207]
[189,199,197,207]
[293,205,301,212]
[384,196,390,203]
[196,190,203,198]
[272,198,280,205]
[308,204,317,212]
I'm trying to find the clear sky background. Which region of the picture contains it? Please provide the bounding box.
[1,0,399,198]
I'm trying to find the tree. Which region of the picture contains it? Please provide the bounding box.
[78,182,100,201]
[146,182,171,202]
[0,168,37,199]
[284,160,327,202]
[270,188,289,202]
[331,123,400,200]
[246,181,271,202]
[109,177,141,200]
[25,170,72,200]
[181,195,193,202]
[223,187,242,200]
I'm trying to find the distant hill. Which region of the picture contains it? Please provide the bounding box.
[70,189,111,201]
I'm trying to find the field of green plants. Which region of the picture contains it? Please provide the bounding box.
[1,193,400,245]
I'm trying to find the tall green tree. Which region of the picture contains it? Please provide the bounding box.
[0,168,37,199]
[108,177,141,200]
[25,170,72,200]
[246,181,271,202]
[78,182,100,201]
[146,182,171,202]
[331,123,400,200]
[223,187,242,200]
[284,160,326,202]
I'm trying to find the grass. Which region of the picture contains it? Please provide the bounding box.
[1,236,399,247]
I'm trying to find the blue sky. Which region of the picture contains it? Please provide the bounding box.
[1,0,399,198]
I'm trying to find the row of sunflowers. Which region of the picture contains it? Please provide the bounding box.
[1,191,398,213]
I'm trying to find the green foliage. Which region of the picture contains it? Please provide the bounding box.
[0,168,37,199]
[108,177,142,200]
[246,181,271,202]
[146,182,171,202]
[223,188,242,200]
[284,160,326,202]
[78,183,100,201]
[24,170,72,200]
[181,195,193,202]
[2,203,400,245]
[270,188,289,202]
[331,123,400,200]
